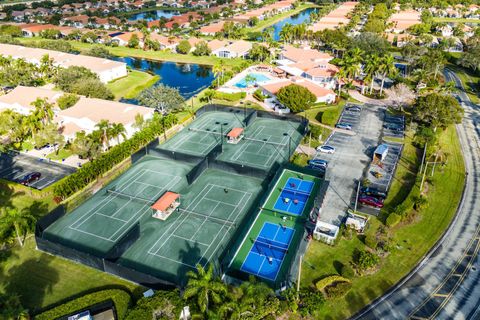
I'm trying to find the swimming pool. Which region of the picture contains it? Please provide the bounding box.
[234,73,271,88]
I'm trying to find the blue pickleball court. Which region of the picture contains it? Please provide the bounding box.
[240,222,295,281]
[272,177,314,216]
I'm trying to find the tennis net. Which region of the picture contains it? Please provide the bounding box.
[189,127,225,136]
[253,238,289,255]
[281,188,311,197]
[177,207,237,227]
[107,189,154,205]
[243,136,287,148]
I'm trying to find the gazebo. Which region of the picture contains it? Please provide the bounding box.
[151,191,180,220]
[226,127,244,144]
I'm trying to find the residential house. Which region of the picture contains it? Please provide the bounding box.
[212,40,252,58]
[199,21,225,36]
[260,78,336,104]
[0,44,127,83]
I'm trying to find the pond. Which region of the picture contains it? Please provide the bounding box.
[267,7,318,41]
[127,9,181,21]
[115,57,214,101]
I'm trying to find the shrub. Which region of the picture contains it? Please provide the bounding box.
[298,288,325,317]
[176,40,191,54]
[253,89,266,102]
[364,233,378,249]
[214,91,246,102]
[354,249,380,272]
[192,41,211,56]
[340,263,355,279]
[57,93,80,110]
[325,281,352,299]
[124,290,182,320]
[386,212,402,227]
[35,289,131,320]
[315,275,350,292]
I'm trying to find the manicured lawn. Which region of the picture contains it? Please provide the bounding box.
[17,37,247,69]
[107,70,159,100]
[301,125,465,319]
[0,238,141,314]
[448,65,480,104]
[46,148,73,161]
[433,17,480,23]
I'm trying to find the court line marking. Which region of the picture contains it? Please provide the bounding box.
[198,189,251,265]
[69,170,182,242]
[148,184,252,268]
[71,176,180,243]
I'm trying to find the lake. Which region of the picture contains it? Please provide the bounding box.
[127,9,181,21]
[115,57,214,100]
[268,7,318,41]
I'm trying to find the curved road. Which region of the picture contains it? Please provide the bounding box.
[351,70,480,320]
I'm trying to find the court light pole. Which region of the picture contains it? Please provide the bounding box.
[283,132,292,159]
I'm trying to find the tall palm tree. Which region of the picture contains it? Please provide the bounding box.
[0,208,36,247]
[109,123,126,144]
[279,23,293,45]
[378,55,398,96]
[95,119,112,149]
[183,264,227,314]
[31,98,54,126]
[212,60,226,87]
[364,54,381,94]
[336,67,347,95]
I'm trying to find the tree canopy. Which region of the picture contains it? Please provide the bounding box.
[413,93,463,130]
[276,84,316,113]
[138,84,185,114]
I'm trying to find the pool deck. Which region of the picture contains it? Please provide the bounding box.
[219,66,282,94]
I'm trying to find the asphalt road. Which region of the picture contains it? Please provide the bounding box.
[350,70,480,319]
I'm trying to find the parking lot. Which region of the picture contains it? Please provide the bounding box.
[0,152,76,190]
[383,113,405,138]
[357,141,403,215]
[313,103,385,225]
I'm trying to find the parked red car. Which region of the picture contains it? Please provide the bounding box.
[19,172,41,185]
[358,195,384,208]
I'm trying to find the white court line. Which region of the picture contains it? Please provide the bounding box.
[202,191,252,265]
[69,169,149,229]
[172,234,210,247]
[96,212,129,223]
[107,176,181,240]
[148,184,214,255]
[189,201,221,240]
[70,171,182,242]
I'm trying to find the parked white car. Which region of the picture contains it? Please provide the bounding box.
[317,145,336,154]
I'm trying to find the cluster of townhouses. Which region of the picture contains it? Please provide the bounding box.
[429,4,480,19]
[0,86,153,144]
[309,1,358,32]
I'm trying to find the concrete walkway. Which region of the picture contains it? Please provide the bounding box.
[348,89,392,106]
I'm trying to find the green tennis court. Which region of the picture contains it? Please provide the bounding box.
[219,118,304,169]
[43,156,192,256]
[116,169,263,284]
[161,111,247,156]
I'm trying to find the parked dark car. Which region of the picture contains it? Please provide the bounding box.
[19,172,41,185]
[346,106,361,112]
[383,123,403,131]
[307,159,328,171]
[361,187,387,199]
[336,122,352,130]
[358,195,384,208]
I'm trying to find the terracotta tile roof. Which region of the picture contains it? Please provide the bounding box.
[227,127,243,138]
[207,39,229,51]
[0,85,63,110]
[199,21,225,34]
[282,46,333,63]
[152,192,179,211]
[260,79,335,98]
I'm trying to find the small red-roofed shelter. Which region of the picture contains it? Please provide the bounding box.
[151,191,180,220]
[226,127,244,144]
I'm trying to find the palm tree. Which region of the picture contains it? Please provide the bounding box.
[95,119,112,149]
[109,123,126,144]
[31,98,54,126]
[183,264,227,314]
[212,60,226,87]
[336,67,347,95]
[261,27,274,43]
[378,55,398,96]
[0,208,36,247]
[279,23,293,45]
[364,54,381,94]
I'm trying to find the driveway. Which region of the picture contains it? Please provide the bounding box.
[351,70,480,319]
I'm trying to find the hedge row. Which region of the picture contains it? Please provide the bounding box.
[124,290,183,320]
[315,275,350,292]
[35,289,132,320]
[214,91,246,102]
[53,114,177,200]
